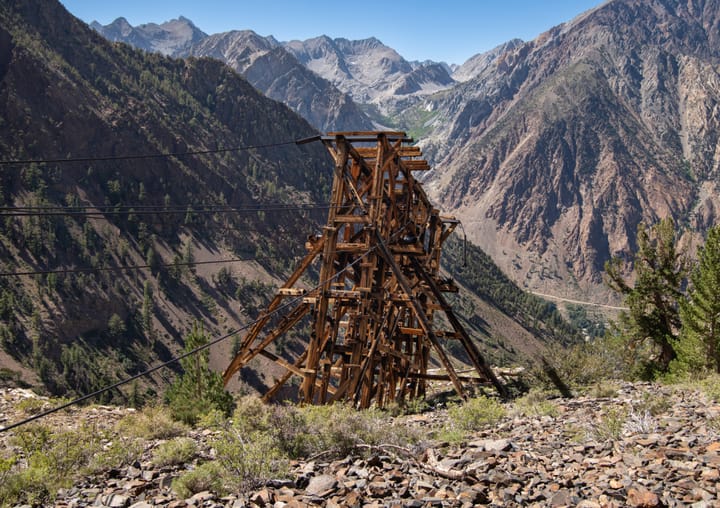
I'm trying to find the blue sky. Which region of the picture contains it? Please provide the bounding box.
[60,0,605,65]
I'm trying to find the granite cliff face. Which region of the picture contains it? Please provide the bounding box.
[419,0,720,299]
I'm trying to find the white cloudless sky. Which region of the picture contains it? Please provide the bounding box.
[60,0,606,65]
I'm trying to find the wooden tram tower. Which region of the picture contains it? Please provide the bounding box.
[223,131,504,407]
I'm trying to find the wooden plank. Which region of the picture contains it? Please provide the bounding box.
[327,131,407,137]
[325,131,410,143]
[376,343,406,359]
[399,326,424,336]
[354,147,423,158]
[334,214,370,224]
[403,160,431,171]
[336,242,367,251]
[328,289,361,299]
[396,146,422,157]
[391,245,425,255]
[278,288,306,296]
[406,372,486,383]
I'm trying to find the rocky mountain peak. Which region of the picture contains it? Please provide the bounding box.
[184,30,374,132]
[91,15,207,56]
[452,39,524,83]
[190,29,279,72]
[283,34,454,106]
[90,16,132,39]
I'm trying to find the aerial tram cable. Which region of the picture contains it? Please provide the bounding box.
[0,139,306,166]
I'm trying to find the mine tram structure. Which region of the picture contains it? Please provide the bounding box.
[223,131,505,408]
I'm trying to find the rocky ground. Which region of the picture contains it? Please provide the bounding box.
[1,382,720,507]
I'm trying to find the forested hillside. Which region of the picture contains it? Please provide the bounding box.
[0,0,333,397]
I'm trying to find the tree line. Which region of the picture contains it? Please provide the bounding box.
[605,218,720,379]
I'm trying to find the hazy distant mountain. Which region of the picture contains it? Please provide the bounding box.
[283,36,455,109]
[186,31,375,132]
[418,0,720,299]
[90,16,206,56]
[90,20,375,132]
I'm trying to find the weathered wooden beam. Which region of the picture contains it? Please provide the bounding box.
[223,238,324,384]
[402,160,431,171]
[225,130,503,408]
[374,231,467,400]
[410,256,507,398]
[354,147,423,158]
[406,372,488,383]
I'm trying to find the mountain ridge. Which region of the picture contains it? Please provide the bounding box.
[417,0,720,299]
[0,0,334,395]
[89,15,207,56]
[186,30,374,132]
[90,18,459,128]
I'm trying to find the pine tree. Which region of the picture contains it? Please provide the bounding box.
[605,218,688,376]
[676,226,720,374]
[166,322,234,424]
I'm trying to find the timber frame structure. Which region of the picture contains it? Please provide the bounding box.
[223,131,505,407]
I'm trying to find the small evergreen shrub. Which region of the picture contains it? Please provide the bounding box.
[447,395,506,432]
[512,389,559,418]
[3,424,103,506]
[85,436,144,475]
[212,429,288,492]
[152,437,198,467]
[299,403,387,456]
[165,324,235,425]
[699,374,720,402]
[437,395,506,443]
[590,380,621,398]
[634,391,672,416]
[590,407,627,442]
[117,406,187,439]
[173,462,225,498]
